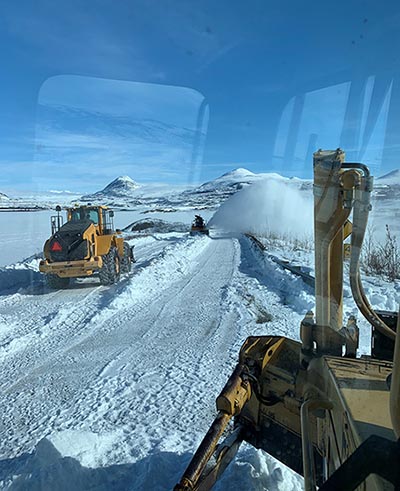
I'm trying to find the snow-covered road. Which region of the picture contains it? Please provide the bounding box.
[0,232,314,490]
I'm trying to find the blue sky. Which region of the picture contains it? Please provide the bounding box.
[1,0,400,193]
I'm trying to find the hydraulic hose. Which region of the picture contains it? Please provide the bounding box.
[349,184,396,341]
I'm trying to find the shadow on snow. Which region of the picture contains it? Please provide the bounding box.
[0,439,192,491]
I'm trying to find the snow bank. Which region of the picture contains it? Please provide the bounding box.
[124,218,187,234]
[241,236,315,314]
[215,444,303,491]
[209,179,313,238]
[0,437,193,491]
[0,439,303,491]
[0,257,42,294]
[49,429,123,469]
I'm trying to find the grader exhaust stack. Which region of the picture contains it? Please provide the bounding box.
[174,149,400,491]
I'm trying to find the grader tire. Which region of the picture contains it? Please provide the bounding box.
[46,274,70,289]
[99,247,121,285]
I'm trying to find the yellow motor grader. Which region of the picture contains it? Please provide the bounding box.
[175,149,400,491]
[39,205,133,288]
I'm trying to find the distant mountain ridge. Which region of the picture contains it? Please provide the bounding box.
[0,168,310,210]
[78,168,310,209]
[377,169,400,186]
[197,168,257,192]
[191,167,307,197]
[3,166,400,212]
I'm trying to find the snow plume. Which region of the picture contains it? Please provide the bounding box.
[209,179,313,238]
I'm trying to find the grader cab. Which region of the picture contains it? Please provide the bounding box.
[175,149,400,491]
[39,205,133,288]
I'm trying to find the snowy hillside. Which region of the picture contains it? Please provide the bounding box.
[82,176,141,201]
[376,169,400,186]
[0,190,82,210]
[124,218,188,234]
[74,168,309,211]
[197,167,260,192]
[178,168,310,209]
[0,168,321,214]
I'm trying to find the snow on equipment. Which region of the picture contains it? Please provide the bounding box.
[174,149,400,491]
[190,215,209,236]
[39,205,134,288]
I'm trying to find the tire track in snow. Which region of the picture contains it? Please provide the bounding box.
[0,232,309,490]
[53,237,241,459]
[0,234,213,457]
[0,234,196,394]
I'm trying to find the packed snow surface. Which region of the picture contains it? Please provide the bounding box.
[0,226,312,490]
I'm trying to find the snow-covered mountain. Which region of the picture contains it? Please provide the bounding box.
[371,169,400,201]
[81,176,141,201]
[6,164,399,213]
[180,167,310,208]
[0,191,52,210]
[197,168,260,192]
[196,167,308,193]
[71,168,311,210]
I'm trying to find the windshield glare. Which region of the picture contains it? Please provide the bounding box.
[0,2,399,490]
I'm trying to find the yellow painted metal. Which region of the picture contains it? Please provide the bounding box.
[343,220,352,240]
[391,312,400,439]
[39,257,103,277]
[42,205,125,280]
[313,149,348,336]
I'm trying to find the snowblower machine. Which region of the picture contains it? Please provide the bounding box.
[190,215,209,236]
[39,205,133,288]
[174,149,400,491]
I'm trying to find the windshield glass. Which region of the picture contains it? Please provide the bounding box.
[0,2,399,490]
[70,207,99,224]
